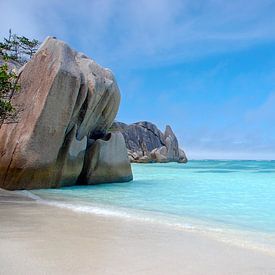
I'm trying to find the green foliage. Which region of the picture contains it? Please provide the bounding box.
[0,29,40,64]
[0,99,14,116]
[0,63,19,93]
[18,36,40,59]
[0,62,20,124]
[0,30,40,124]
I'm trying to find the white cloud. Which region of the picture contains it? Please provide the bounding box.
[1,0,275,68]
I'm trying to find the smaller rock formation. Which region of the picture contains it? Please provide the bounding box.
[111,121,188,163]
[78,132,133,184]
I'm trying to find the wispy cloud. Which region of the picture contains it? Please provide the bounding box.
[1,0,275,68]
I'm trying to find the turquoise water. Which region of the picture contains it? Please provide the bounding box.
[31,160,275,251]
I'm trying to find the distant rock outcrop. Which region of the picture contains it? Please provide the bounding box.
[0,37,132,190]
[111,121,187,163]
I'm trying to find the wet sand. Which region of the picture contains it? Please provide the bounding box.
[1,189,275,275]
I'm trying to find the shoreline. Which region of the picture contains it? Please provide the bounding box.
[23,189,275,257]
[1,189,275,274]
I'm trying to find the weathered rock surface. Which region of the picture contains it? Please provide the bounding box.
[0,37,132,190]
[111,121,188,163]
[164,125,180,161]
[78,132,132,184]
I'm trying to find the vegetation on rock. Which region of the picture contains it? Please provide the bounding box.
[0,29,40,64]
[0,30,40,125]
[0,61,20,124]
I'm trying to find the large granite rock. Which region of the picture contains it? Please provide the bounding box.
[0,37,132,190]
[111,121,188,163]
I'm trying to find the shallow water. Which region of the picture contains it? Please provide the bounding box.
[30,160,275,252]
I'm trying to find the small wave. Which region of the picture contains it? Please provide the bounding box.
[18,190,43,200]
[19,190,197,230]
[18,190,275,257]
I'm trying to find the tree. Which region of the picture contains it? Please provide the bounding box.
[0,29,40,64]
[0,61,20,125]
[18,36,40,60]
[0,30,40,125]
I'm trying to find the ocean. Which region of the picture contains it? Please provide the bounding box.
[28,160,275,254]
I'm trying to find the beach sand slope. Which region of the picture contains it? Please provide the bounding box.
[1,189,275,275]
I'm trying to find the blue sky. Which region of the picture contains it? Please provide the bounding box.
[1,0,275,159]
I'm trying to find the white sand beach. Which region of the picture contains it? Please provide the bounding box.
[1,189,275,275]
